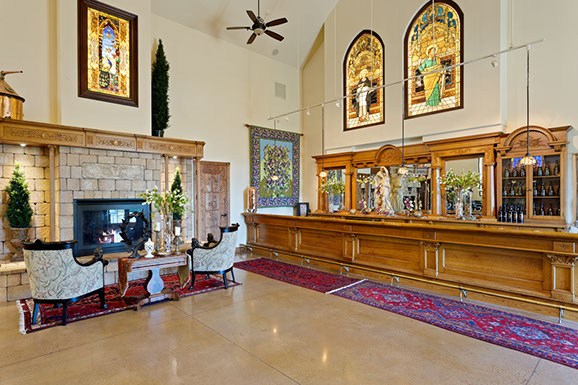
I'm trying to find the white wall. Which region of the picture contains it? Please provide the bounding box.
[151,15,300,243]
[302,0,578,222]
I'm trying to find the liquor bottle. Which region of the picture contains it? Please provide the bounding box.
[504,165,510,178]
[518,185,524,196]
[507,206,512,222]
[513,206,518,223]
[519,207,525,224]
[547,183,554,196]
[540,180,546,196]
[503,185,508,196]
[510,184,516,196]
[533,163,538,176]
[554,160,560,176]
[498,206,503,222]
[533,202,537,216]
[512,165,518,178]
[533,181,538,196]
[557,208,561,216]
[544,163,551,176]
[520,166,526,177]
[547,204,554,216]
[539,202,545,216]
[537,165,543,176]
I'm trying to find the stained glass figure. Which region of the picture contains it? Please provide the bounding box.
[87,7,130,98]
[344,31,384,131]
[405,1,463,118]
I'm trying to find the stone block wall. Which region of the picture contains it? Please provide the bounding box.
[0,145,50,262]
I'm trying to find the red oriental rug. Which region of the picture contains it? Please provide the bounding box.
[17,274,240,334]
[234,258,363,293]
[236,258,578,369]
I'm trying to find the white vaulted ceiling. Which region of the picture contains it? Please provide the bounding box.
[151,0,338,67]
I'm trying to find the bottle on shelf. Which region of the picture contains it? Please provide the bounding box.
[507,206,512,222]
[533,202,537,216]
[519,206,525,224]
[557,207,561,216]
[548,204,554,216]
[533,181,538,196]
[510,183,516,196]
[503,185,508,196]
[512,165,518,178]
[512,205,518,223]
[520,165,526,177]
[537,164,543,176]
[539,202,545,216]
[519,184,524,196]
[554,160,560,176]
[533,163,538,176]
[547,183,554,196]
[540,180,546,196]
[504,164,510,178]
[498,206,503,222]
[544,162,550,176]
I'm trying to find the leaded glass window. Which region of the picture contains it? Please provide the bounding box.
[404,1,463,118]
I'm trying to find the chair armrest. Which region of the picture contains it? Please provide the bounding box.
[73,247,109,267]
[190,236,220,251]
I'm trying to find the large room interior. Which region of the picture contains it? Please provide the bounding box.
[1,0,578,383]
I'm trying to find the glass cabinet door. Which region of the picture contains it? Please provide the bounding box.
[500,157,528,217]
[530,154,561,218]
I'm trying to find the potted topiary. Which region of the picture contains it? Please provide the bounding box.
[151,39,170,137]
[5,162,33,261]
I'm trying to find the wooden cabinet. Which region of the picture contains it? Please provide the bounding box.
[496,126,568,225]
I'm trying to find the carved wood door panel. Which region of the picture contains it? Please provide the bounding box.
[197,161,230,242]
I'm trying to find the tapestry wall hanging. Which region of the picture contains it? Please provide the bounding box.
[78,0,139,107]
[249,125,300,207]
[404,0,463,118]
[343,30,385,131]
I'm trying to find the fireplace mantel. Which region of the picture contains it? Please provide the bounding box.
[0,118,204,158]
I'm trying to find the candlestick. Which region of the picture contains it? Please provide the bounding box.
[154,222,161,232]
[175,226,181,236]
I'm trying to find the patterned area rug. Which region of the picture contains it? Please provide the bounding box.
[335,280,578,369]
[17,274,240,334]
[234,258,363,293]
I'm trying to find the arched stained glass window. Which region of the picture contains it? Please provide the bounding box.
[404,0,463,118]
[343,30,384,131]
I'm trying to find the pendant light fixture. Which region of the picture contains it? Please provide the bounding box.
[398,81,409,176]
[518,46,537,167]
[319,104,327,178]
[271,119,279,181]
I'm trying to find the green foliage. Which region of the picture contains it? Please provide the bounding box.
[171,167,184,220]
[5,162,33,228]
[140,186,188,222]
[152,39,170,137]
[320,179,346,196]
[438,169,482,193]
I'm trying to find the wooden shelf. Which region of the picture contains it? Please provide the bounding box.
[502,176,526,180]
[533,175,560,179]
[534,196,560,199]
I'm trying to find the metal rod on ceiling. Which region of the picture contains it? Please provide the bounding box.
[267,39,544,121]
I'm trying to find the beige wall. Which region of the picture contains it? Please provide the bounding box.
[301,0,578,223]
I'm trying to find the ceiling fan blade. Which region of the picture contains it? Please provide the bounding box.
[247,10,258,23]
[265,29,284,42]
[266,18,288,27]
[247,33,257,44]
[226,26,250,30]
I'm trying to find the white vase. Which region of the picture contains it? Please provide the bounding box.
[144,238,155,258]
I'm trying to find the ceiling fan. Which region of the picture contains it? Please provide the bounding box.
[226,0,288,44]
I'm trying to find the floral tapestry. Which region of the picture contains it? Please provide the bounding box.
[249,125,300,207]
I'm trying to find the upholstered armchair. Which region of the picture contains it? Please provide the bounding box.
[23,240,109,326]
[187,224,239,289]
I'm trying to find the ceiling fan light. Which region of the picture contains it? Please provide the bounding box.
[519,154,537,166]
[254,27,265,36]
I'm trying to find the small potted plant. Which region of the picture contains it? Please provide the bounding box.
[5,162,33,261]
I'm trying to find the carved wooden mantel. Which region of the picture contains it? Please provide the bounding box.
[0,119,205,158]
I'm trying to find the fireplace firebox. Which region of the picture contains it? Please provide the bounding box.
[73,199,151,256]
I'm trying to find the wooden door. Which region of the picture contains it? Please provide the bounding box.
[196,161,230,241]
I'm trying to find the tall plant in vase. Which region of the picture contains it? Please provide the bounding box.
[5,162,33,261]
[438,170,482,220]
[171,167,184,221]
[141,187,188,254]
[152,39,170,137]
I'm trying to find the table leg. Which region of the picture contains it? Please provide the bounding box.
[144,268,165,296]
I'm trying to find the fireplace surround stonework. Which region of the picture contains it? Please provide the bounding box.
[0,119,203,301]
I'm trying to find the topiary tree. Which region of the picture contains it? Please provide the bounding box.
[171,167,184,220]
[152,39,170,137]
[5,162,33,228]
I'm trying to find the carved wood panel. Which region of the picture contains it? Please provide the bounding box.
[197,161,230,242]
[356,235,422,273]
[86,130,137,151]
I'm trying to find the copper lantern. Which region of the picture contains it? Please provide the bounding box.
[0,71,25,119]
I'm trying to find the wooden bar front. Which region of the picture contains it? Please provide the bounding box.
[244,213,578,305]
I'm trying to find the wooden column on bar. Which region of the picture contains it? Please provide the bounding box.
[48,145,56,241]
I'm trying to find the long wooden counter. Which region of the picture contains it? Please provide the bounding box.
[243,213,578,307]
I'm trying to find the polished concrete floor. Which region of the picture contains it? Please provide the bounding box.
[0,255,577,384]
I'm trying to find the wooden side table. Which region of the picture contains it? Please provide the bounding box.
[118,254,190,310]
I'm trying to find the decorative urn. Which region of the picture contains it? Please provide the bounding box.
[0,71,25,119]
[144,238,155,258]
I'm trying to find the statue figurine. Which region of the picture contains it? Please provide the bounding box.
[390,172,404,213]
[372,166,394,213]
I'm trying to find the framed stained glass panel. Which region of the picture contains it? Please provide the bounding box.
[404,0,463,119]
[343,30,385,131]
[78,0,138,107]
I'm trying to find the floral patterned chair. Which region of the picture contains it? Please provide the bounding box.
[187,224,239,290]
[23,240,109,326]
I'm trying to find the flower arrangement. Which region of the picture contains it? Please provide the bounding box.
[321,179,346,196]
[438,170,482,192]
[356,175,374,185]
[403,197,414,212]
[141,186,189,220]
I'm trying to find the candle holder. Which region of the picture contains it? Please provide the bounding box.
[154,229,161,253]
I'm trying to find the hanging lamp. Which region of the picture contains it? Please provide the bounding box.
[398,81,409,176]
[319,105,327,178]
[518,46,537,167]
